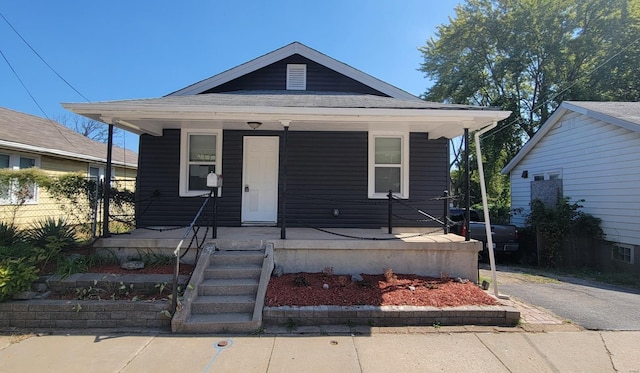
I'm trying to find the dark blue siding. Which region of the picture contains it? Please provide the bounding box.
[204,55,388,96]
[136,130,448,229]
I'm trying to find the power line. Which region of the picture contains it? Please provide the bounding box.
[481,36,640,142]
[0,48,50,119]
[0,11,91,102]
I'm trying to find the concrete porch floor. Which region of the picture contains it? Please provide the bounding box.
[93,226,482,282]
[96,226,468,248]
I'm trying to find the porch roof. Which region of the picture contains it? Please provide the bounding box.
[63,91,511,139]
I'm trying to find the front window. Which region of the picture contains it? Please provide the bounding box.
[368,133,409,199]
[0,153,39,205]
[180,129,222,196]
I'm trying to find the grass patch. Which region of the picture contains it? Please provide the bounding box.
[517,266,640,290]
[560,268,640,290]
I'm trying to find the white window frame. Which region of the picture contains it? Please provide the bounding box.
[88,165,116,181]
[0,152,40,205]
[179,129,223,197]
[286,64,307,90]
[368,132,409,199]
[534,170,563,181]
[612,243,634,264]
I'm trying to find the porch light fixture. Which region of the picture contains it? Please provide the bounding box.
[247,121,262,130]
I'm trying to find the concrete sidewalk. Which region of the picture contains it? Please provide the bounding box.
[1,327,639,372]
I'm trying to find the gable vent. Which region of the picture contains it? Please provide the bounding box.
[287,64,306,90]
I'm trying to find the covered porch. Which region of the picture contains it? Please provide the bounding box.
[94,226,482,282]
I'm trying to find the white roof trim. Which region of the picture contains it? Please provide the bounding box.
[167,42,420,100]
[0,139,137,169]
[501,101,640,174]
[561,101,640,133]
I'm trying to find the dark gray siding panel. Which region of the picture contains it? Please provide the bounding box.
[284,132,448,229]
[136,129,448,229]
[204,55,389,96]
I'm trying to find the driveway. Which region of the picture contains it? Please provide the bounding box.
[481,265,640,331]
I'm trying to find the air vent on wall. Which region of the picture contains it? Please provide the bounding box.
[287,64,306,90]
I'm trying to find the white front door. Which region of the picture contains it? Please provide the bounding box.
[242,136,279,224]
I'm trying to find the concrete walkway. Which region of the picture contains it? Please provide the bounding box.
[1,326,638,372]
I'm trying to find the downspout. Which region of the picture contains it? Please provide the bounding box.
[474,121,506,299]
[464,128,470,241]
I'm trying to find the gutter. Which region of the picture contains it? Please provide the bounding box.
[0,139,137,169]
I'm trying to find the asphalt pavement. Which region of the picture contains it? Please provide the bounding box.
[483,266,640,331]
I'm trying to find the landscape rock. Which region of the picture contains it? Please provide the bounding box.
[351,274,363,283]
[12,291,38,300]
[272,265,283,277]
[121,261,145,270]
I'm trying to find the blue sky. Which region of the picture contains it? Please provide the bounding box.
[1,1,460,151]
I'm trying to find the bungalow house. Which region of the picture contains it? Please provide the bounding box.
[63,42,510,231]
[62,42,514,332]
[0,107,138,228]
[502,101,640,273]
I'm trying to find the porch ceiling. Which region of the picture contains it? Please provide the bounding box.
[63,92,511,138]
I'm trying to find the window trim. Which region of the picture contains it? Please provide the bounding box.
[0,152,40,205]
[179,129,223,197]
[534,170,563,181]
[368,132,409,199]
[612,243,634,264]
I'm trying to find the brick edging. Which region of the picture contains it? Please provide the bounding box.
[0,300,172,330]
[263,305,520,327]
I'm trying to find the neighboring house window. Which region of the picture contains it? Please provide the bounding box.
[368,133,409,199]
[287,64,306,90]
[533,171,562,181]
[180,129,222,197]
[88,165,115,191]
[88,165,114,181]
[0,152,39,205]
[89,166,102,181]
[612,244,634,264]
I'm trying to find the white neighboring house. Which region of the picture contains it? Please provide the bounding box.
[502,101,640,271]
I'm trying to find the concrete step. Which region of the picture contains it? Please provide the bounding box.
[198,278,259,296]
[177,313,259,334]
[191,295,256,314]
[204,264,261,279]
[212,250,264,265]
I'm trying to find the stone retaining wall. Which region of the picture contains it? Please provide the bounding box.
[263,305,520,327]
[0,300,171,329]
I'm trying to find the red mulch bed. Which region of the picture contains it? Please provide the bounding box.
[265,272,498,308]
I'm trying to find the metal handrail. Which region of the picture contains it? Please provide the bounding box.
[170,191,212,314]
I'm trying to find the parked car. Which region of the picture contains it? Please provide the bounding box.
[449,208,520,261]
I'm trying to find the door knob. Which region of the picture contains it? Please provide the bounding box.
[245,185,250,192]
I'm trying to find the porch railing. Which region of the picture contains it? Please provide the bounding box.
[281,190,456,240]
[170,191,213,315]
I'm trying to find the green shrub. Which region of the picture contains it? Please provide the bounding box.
[26,217,77,251]
[0,222,24,247]
[129,250,173,267]
[526,197,603,267]
[54,256,90,279]
[0,241,34,261]
[0,258,39,301]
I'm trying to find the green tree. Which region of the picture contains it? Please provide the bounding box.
[420,0,640,211]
